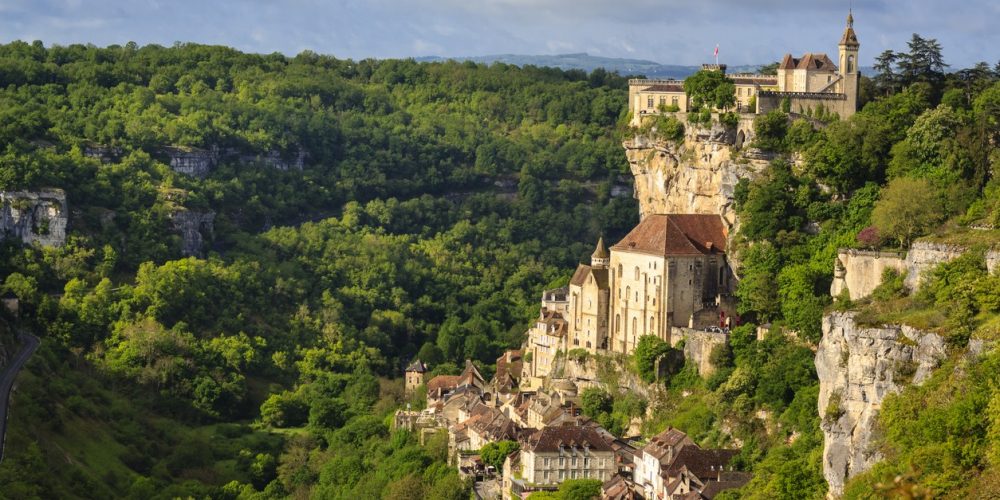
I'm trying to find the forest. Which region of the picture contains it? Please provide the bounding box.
[0,31,998,499]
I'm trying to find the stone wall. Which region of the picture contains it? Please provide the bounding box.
[0,189,68,247]
[831,242,1000,299]
[830,249,907,300]
[670,327,728,376]
[816,312,948,497]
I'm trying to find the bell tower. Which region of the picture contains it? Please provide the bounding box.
[839,10,860,113]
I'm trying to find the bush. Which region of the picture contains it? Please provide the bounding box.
[633,335,671,383]
[719,112,739,128]
[871,268,906,302]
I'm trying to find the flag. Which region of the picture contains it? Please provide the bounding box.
[714,45,719,57]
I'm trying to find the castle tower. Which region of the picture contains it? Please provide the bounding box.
[405,359,427,395]
[838,10,860,112]
[591,237,609,269]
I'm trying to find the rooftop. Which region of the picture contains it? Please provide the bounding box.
[611,214,728,257]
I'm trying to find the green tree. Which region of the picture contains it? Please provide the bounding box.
[871,177,943,247]
[683,70,736,111]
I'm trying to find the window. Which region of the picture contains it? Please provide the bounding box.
[635,292,639,301]
[848,55,855,73]
[632,317,637,334]
[650,316,655,331]
[544,458,550,467]
[672,96,678,106]
[659,96,666,106]
[615,314,620,332]
[559,471,565,480]
[647,96,653,108]
[617,264,622,277]
[634,267,640,280]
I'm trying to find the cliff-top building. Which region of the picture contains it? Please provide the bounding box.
[628,11,860,125]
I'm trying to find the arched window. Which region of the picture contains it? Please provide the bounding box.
[650,316,655,332]
[615,314,620,332]
[632,317,637,336]
[848,55,855,73]
[617,264,623,278]
[634,267,640,280]
[626,286,630,301]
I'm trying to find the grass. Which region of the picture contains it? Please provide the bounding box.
[918,227,1000,249]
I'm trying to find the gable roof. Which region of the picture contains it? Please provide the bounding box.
[610,214,727,257]
[569,264,609,289]
[664,447,739,480]
[780,53,838,72]
[643,427,694,460]
[406,359,427,373]
[427,375,461,394]
[523,425,614,453]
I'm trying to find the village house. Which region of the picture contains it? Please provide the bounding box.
[404,359,427,396]
[625,427,747,500]
[505,425,617,499]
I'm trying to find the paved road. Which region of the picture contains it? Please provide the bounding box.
[0,332,39,463]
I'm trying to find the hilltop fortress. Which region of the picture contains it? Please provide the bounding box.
[628,12,860,126]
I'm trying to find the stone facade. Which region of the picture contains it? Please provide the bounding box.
[607,215,731,353]
[831,242,1000,300]
[0,189,68,247]
[830,249,907,300]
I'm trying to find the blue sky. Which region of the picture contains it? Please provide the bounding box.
[0,0,997,67]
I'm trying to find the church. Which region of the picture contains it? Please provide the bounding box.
[525,214,733,382]
[628,11,860,124]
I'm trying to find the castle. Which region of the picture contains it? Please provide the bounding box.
[524,214,735,384]
[628,11,860,125]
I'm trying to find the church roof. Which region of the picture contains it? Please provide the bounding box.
[406,359,427,373]
[840,11,859,47]
[570,264,609,289]
[779,53,838,72]
[610,214,727,257]
[592,237,609,259]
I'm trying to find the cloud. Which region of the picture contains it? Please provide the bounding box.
[0,0,994,67]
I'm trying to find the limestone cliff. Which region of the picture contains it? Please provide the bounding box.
[0,189,68,247]
[816,312,948,497]
[624,124,768,229]
[169,209,215,257]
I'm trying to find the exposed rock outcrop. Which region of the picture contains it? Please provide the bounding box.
[816,312,948,497]
[164,146,220,178]
[0,189,68,247]
[623,129,768,229]
[671,328,728,376]
[904,241,1000,290]
[238,149,306,171]
[169,209,215,256]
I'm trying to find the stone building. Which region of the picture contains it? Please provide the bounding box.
[607,214,731,353]
[523,309,568,388]
[508,425,617,497]
[404,359,427,395]
[628,11,860,124]
[566,238,611,352]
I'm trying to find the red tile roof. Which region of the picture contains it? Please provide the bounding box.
[779,53,838,72]
[610,214,727,257]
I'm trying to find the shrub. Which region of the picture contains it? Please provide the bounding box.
[856,226,883,249]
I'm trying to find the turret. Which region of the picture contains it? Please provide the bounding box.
[839,10,860,112]
[591,237,609,269]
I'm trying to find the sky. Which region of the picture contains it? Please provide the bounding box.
[0,0,997,68]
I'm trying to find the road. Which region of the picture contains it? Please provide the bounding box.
[0,332,39,463]
[474,478,500,500]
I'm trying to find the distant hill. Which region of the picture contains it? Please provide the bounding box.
[414,53,703,79]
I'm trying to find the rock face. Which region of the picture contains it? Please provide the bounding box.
[169,210,215,256]
[164,147,219,178]
[623,129,768,229]
[0,189,68,247]
[238,149,306,171]
[904,241,1000,290]
[816,312,948,497]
